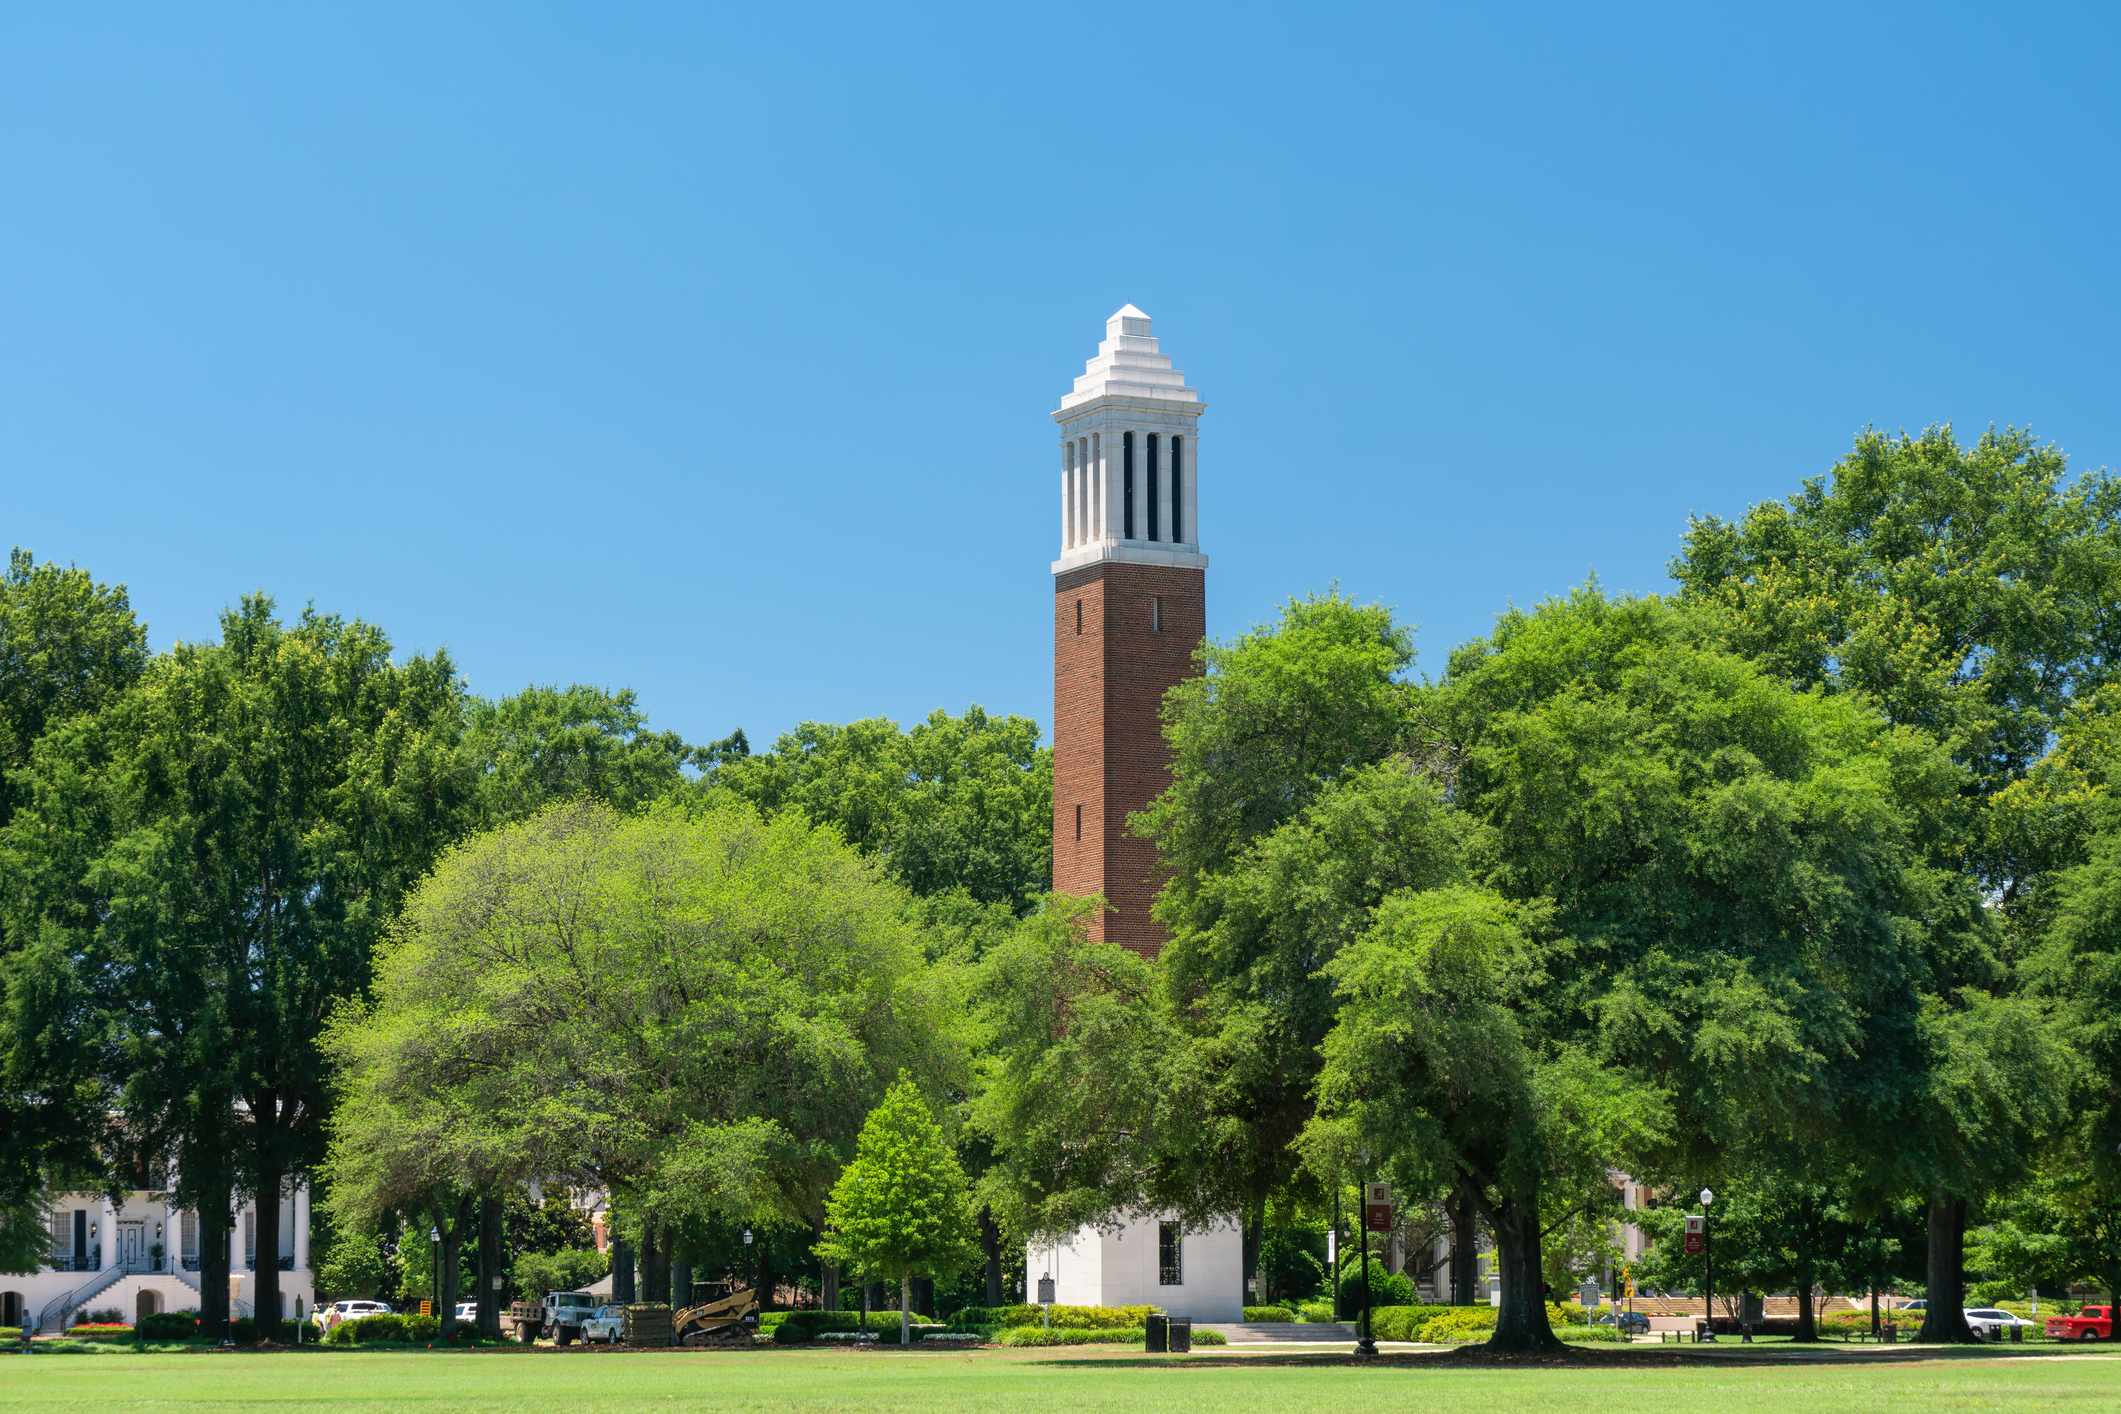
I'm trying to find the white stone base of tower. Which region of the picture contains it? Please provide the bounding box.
[1025,1215,1243,1322]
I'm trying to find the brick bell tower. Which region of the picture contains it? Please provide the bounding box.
[1051,305,1207,958]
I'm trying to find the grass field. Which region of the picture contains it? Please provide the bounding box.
[2,1346,2118,1414]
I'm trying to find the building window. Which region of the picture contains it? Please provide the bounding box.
[1146,434,1160,541]
[74,1209,88,1267]
[1152,596,1162,632]
[1075,599,1082,635]
[1074,804,1082,841]
[1171,436,1183,543]
[1159,1222,1182,1286]
[1123,432,1135,538]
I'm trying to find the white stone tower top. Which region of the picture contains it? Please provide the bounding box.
[1061,304,1200,409]
[1052,306,1208,575]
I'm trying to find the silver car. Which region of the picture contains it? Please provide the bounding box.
[581,1304,626,1345]
[1964,1308,2030,1337]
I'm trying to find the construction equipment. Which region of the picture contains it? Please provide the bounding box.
[673,1287,759,1346]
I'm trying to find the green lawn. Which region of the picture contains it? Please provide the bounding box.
[1,1347,2117,1414]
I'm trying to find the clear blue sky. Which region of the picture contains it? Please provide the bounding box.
[6,4,2117,750]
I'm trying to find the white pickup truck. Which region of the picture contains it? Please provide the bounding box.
[581,1305,625,1344]
[510,1290,600,1345]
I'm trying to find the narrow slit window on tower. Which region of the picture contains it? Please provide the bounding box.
[1146,434,1160,541]
[1158,1222,1183,1286]
[1170,435,1184,543]
[1075,599,1082,635]
[1152,596,1162,632]
[1123,432,1136,538]
[1074,803,1083,841]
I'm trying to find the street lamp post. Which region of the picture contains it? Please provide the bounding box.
[1699,1189,1715,1342]
[1356,1170,1377,1358]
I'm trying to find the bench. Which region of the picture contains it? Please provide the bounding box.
[1643,1315,1708,1343]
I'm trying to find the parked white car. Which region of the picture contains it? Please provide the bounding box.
[318,1299,394,1334]
[581,1305,625,1345]
[1964,1308,2030,1337]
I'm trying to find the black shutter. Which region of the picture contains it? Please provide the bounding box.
[1171,436,1183,543]
[1147,434,1160,541]
[1123,432,1135,539]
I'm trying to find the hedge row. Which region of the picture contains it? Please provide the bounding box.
[327,1313,443,1345]
[1242,1306,1296,1322]
[944,1304,1161,1330]
[996,1326,1227,1347]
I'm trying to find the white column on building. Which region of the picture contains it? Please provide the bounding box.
[1061,441,1074,550]
[1182,429,1199,548]
[1091,432,1103,541]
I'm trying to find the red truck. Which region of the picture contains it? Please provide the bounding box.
[2046,1305,2113,1341]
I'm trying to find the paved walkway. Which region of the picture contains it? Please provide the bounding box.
[1199,1322,1363,1344]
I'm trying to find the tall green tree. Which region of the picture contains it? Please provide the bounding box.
[464,682,741,824]
[715,706,1051,914]
[1338,587,1957,1350]
[325,797,954,1324]
[815,1075,981,1345]
[1670,425,2117,1338]
[0,548,149,1259]
[4,595,470,1332]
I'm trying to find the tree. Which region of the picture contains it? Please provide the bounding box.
[3,595,472,1333]
[714,706,1051,914]
[1309,885,1666,1352]
[325,797,954,1328]
[1320,586,1957,1350]
[0,548,149,1262]
[464,682,741,825]
[815,1075,980,1345]
[1671,427,2121,1339]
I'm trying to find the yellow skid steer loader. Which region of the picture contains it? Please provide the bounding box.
[673,1288,759,1346]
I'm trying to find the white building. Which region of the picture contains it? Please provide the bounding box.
[1027,1215,1244,1322]
[3,1185,313,1335]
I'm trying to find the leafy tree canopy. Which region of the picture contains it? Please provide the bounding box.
[713,705,1050,914]
[465,682,743,824]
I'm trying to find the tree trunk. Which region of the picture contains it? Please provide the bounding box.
[638,1216,669,1310]
[822,1264,840,1313]
[673,1258,691,1312]
[1484,1194,1563,1353]
[199,1184,233,1342]
[252,1169,281,1337]
[611,1236,635,1304]
[1870,1286,1880,1336]
[754,1231,774,1311]
[1449,1184,1479,1305]
[437,1196,469,1340]
[1241,1192,1265,1311]
[980,1206,1002,1308]
[1793,1199,1817,1342]
[476,1196,502,1339]
[1916,1190,1975,1343]
[899,1273,911,1346]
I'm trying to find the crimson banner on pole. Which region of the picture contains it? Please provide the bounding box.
[1684,1215,1705,1256]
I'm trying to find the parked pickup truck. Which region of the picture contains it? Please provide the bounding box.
[2046,1305,2113,1341]
[510,1290,600,1345]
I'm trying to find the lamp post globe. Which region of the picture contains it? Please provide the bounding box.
[1700,1189,1714,1207]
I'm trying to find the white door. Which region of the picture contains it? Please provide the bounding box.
[119,1226,143,1271]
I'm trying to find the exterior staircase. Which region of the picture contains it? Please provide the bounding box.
[37,1266,201,1333]
[1199,1321,1361,1344]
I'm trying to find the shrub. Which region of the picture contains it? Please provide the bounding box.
[945,1304,1159,1330]
[1337,1266,1415,1314]
[1416,1307,1499,1343]
[86,1308,124,1325]
[228,1317,302,1344]
[1368,1305,1457,1341]
[1296,1300,1337,1323]
[997,1326,1226,1347]
[135,1313,201,1342]
[1244,1305,1296,1322]
[1554,1324,1621,1342]
[770,1322,813,1344]
[328,1313,442,1344]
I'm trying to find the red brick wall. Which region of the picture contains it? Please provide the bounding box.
[1052,561,1205,957]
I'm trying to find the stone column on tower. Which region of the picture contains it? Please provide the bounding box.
[1050,303,1208,958]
